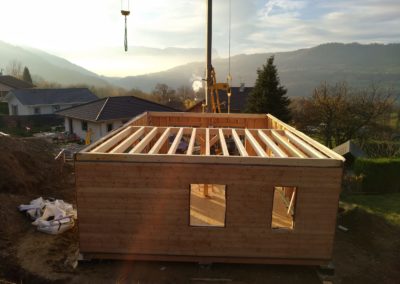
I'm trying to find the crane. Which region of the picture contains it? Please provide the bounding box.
[121,0,233,113]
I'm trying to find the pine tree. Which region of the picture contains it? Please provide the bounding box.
[22,66,33,84]
[246,56,291,122]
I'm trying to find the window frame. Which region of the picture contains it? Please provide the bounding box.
[188,183,227,228]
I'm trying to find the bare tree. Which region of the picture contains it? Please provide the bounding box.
[292,82,397,147]
[5,60,23,79]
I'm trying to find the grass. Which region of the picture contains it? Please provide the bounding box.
[341,193,400,226]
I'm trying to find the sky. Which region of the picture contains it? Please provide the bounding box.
[1,0,399,76]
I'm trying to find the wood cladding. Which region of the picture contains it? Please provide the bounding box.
[76,161,342,263]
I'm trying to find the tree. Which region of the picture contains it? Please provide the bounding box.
[22,67,33,84]
[292,82,397,147]
[246,56,291,122]
[5,60,23,79]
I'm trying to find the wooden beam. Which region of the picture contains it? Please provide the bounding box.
[267,114,345,161]
[258,130,287,158]
[186,128,197,156]
[129,127,158,154]
[148,128,171,154]
[270,130,306,158]
[91,126,133,153]
[287,188,296,215]
[76,152,342,167]
[205,128,210,156]
[244,129,267,157]
[284,130,326,158]
[209,135,219,147]
[110,127,145,153]
[168,128,184,155]
[219,129,229,156]
[231,129,248,157]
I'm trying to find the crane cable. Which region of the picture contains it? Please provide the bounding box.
[227,0,232,83]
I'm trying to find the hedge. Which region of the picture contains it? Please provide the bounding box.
[354,158,400,193]
[362,141,400,158]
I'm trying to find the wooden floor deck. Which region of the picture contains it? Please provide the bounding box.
[190,184,226,227]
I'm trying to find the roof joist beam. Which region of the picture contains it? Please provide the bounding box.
[186,128,196,156]
[148,128,171,154]
[258,130,288,158]
[91,126,133,153]
[231,129,248,157]
[110,127,145,153]
[245,129,267,157]
[129,127,158,154]
[168,128,184,155]
[270,130,306,158]
[284,130,326,159]
[219,129,229,156]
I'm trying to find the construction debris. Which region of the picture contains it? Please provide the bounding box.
[18,197,77,235]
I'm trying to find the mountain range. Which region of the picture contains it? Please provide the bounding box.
[1,41,399,97]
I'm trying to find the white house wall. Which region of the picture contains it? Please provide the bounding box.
[7,96,30,115]
[65,118,126,143]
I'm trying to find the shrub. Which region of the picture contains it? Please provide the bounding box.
[362,141,400,158]
[354,158,400,193]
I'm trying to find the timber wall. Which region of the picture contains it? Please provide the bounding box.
[76,161,342,264]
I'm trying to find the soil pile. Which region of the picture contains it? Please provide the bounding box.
[0,136,68,195]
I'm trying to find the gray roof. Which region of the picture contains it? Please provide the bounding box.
[333,140,365,158]
[9,88,98,106]
[57,96,177,122]
[0,75,34,89]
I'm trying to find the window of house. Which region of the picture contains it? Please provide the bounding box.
[52,105,60,112]
[81,121,88,131]
[189,184,226,227]
[107,123,113,132]
[11,105,18,115]
[34,107,41,115]
[271,186,297,230]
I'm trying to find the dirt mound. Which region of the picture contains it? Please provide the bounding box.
[0,136,68,195]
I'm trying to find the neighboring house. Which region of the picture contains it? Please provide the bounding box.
[333,140,365,167]
[5,88,98,116]
[0,75,34,101]
[56,96,177,142]
[187,84,253,113]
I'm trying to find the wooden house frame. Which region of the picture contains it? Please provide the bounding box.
[75,112,344,265]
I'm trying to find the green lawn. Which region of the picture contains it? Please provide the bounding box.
[341,193,400,226]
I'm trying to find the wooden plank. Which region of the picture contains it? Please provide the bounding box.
[129,127,158,154]
[168,128,184,155]
[75,152,342,167]
[287,188,296,215]
[187,128,197,156]
[244,129,267,157]
[231,129,248,157]
[267,114,345,161]
[284,131,326,159]
[209,135,219,147]
[219,129,229,156]
[91,126,133,153]
[148,128,171,154]
[270,130,306,158]
[110,127,145,153]
[205,128,210,156]
[258,130,288,158]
